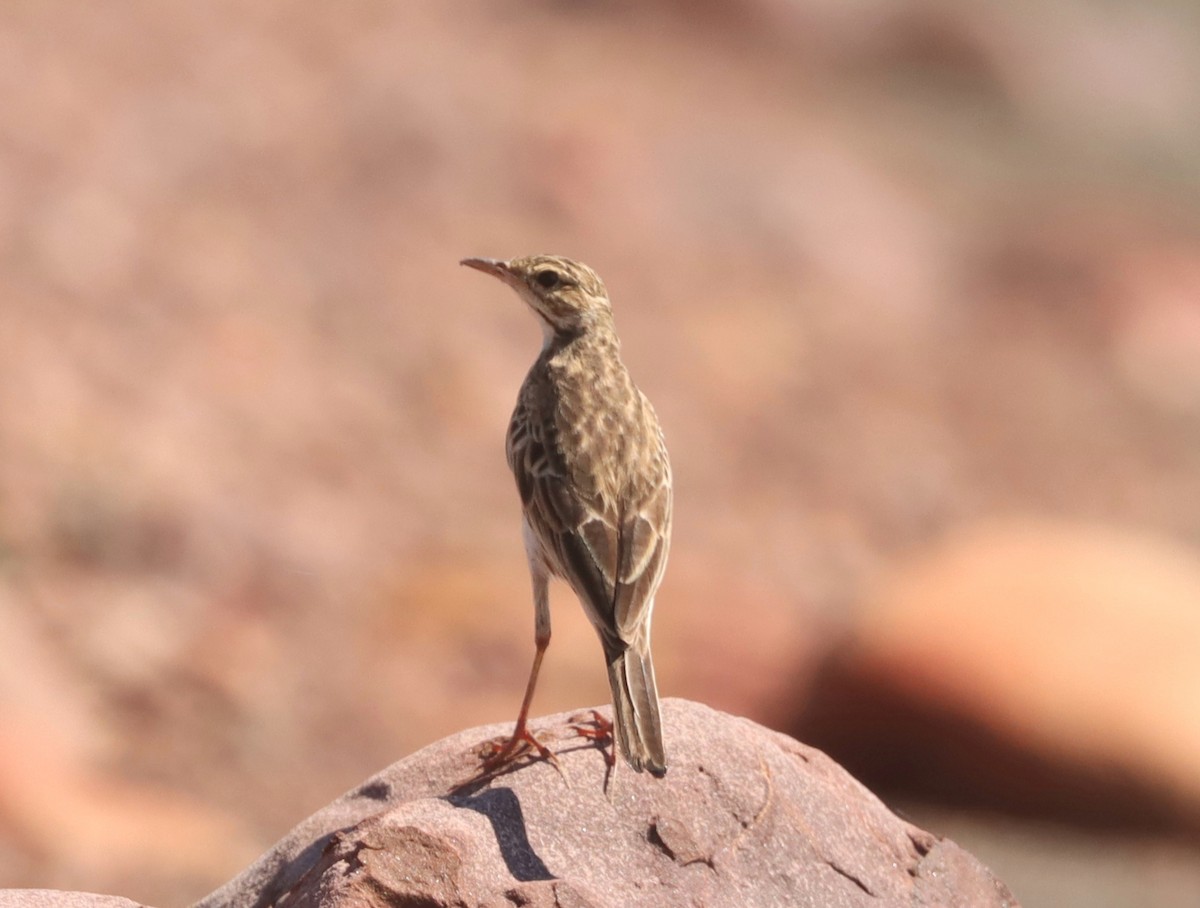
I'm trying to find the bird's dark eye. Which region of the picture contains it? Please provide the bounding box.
[534,270,559,289]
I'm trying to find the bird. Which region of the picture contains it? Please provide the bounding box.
[460,254,672,777]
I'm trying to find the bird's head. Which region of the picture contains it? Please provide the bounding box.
[461,254,612,340]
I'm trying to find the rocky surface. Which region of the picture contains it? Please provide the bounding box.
[191,699,1016,908]
[0,895,144,908]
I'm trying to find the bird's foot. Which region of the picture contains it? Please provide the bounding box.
[569,709,617,792]
[569,708,614,748]
[480,723,561,773]
[452,722,564,792]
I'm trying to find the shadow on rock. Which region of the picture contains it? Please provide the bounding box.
[450,786,554,882]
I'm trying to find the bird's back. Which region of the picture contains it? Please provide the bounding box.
[507,333,672,639]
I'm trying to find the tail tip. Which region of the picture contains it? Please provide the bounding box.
[631,754,667,777]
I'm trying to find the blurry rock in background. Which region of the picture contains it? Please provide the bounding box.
[796,518,1200,833]
[1,1,1199,906]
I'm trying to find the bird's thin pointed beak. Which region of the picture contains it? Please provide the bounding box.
[460,257,513,281]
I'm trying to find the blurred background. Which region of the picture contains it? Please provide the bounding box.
[2,1,1200,905]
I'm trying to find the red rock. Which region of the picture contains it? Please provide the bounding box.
[194,699,1017,907]
[801,519,1200,831]
[0,894,145,908]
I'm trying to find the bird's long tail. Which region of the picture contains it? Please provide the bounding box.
[606,637,666,775]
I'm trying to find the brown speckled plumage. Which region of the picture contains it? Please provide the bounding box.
[462,254,671,776]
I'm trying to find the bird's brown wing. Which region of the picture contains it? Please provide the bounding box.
[510,393,671,649]
[609,457,672,640]
[508,393,611,612]
[559,487,670,652]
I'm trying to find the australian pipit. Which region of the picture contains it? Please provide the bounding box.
[461,254,672,777]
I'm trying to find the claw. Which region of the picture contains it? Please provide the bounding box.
[451,721,565,792]
[480,723,561,774]
[569,709,617,793]
[569,709,613,746]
